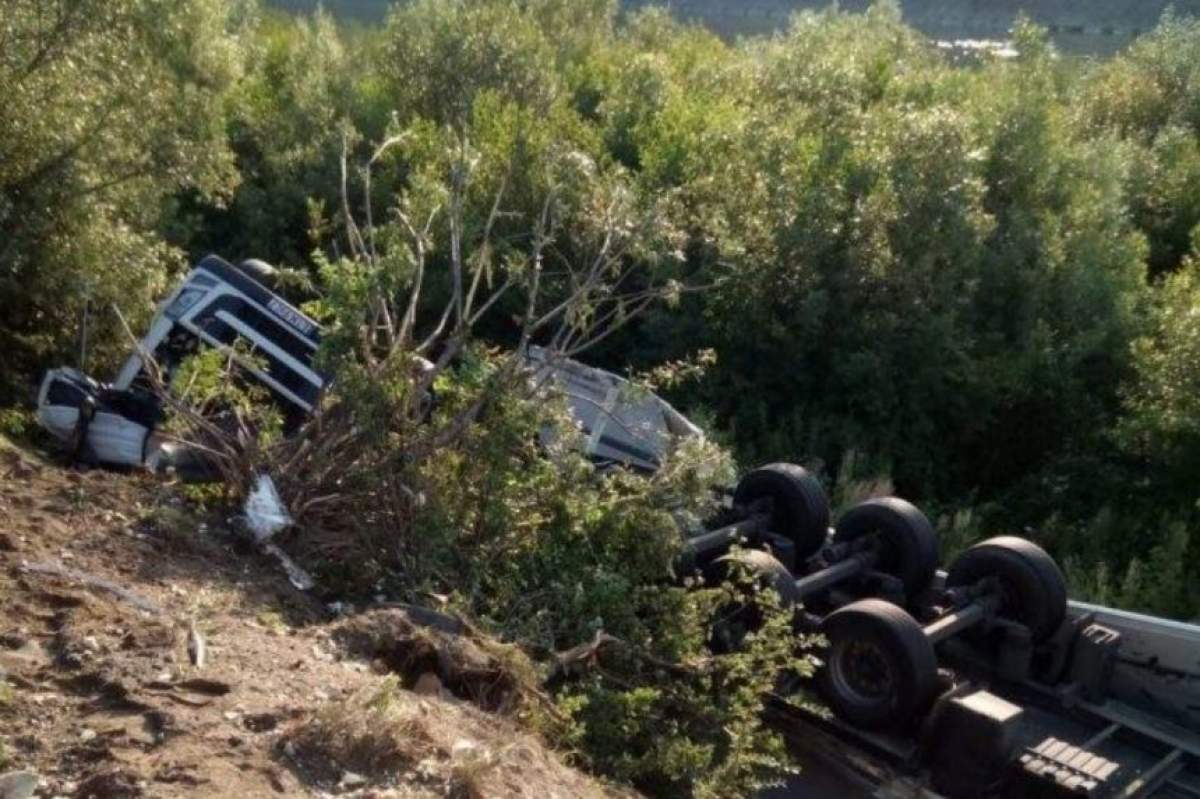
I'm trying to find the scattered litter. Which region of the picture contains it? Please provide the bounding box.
[261,543,314,592]
[79,729,97,743]
[340,771,366,788]
[244,474,291,543]
[187,622,206,668]
[241,474,317,591]
[0,771,38,799]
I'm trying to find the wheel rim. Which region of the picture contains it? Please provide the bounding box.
[829,638,895,705]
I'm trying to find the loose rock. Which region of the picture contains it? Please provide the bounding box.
[0,771,38,799]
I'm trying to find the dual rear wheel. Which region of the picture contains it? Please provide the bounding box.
[720,464,1070,731]
[732,463,940,599]
[819,536,1068,729]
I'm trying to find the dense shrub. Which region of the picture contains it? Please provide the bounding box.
[9,0,1200,789]
[0,0,248,403]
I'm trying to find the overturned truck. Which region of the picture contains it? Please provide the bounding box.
[38,255,322,472]
[711,466,1200,797]
[37,253,694,476]
[36,255,1200,798]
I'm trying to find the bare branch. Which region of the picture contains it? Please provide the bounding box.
[339,131,368,261]
[462,173,509,321]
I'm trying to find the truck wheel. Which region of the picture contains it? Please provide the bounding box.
[833,497,938,596]
[708,550,797,654]
[711,549,802,606]
[945,536,1067,642]
[819,599,938,729]
[733,463,829,561]
[235,258,278,285]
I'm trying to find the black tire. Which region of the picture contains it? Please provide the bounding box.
[734,463,830,561]
[819,599,938,729]
[707,550,797,654]
[833,497,939,596]
[712,549,801,606]
[945,536,1067,642]
[235,258,278,286]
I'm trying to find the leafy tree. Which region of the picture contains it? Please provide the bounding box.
[1080,13,1200,276]
[377,0,562,131]
[182,9,359,267]
[0,0,249,402]
[1119,240,1200,478]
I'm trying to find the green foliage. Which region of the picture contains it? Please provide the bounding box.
[13,0,1200,789]
[378,0,558,131]
[557,584,804,797]
[1079,14,1200,276]
[306,345,803,795]
[0,0,248,402]
[185,8,363,266]
[1066,519,1193,618]
[0,408,33,440]
[1119,249,1200,473]
[168,345,284,446]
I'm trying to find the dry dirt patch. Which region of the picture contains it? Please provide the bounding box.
[0,437,631,798]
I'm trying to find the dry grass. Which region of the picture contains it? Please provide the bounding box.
[331,607,556,720]
[291,676,426,780]
[288,675,634,799]
[256,610,289,635]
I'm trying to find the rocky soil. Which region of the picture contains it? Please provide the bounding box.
[0,437,629,799]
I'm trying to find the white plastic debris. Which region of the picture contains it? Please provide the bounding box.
[340,772,366,788]
[244,474,291,543]
[0,771,38,799]
[262,542,315,592]
[187,621,207,668]
[451,739,479,758]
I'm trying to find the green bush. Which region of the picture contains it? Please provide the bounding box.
[408,363,805,795]
[0,0,248,402]
[13,1,1200,789]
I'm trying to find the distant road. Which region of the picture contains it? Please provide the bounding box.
[268,0,1200,55]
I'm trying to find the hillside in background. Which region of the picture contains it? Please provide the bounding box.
[267,0,1200,54]
[269,0,388,20]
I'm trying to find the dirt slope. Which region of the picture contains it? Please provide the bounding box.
[0,438,628,799]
